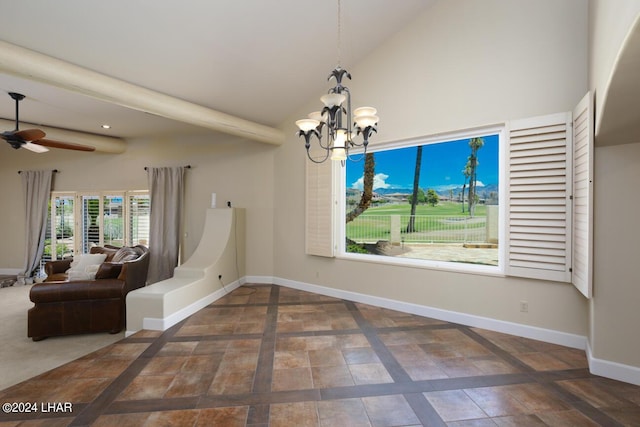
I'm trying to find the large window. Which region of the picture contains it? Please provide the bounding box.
[341,128,502,273]
[307,98,593,296]
[43,191,150,264]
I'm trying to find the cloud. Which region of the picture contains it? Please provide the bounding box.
[351,173,391,190]
[435,184,462,192]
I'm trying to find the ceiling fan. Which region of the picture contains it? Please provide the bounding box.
[1,92,95,153]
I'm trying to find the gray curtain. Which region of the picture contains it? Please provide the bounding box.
[21,170,53,278]
[147,166,185,284]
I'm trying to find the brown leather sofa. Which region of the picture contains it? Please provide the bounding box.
[28,245,150,341]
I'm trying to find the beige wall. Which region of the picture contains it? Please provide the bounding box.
[589,0,640,367]
[589,0,640,130]
[8,0,634,357]
[592,143,640,366]
[274,0,590,336]
[0,132,277,277]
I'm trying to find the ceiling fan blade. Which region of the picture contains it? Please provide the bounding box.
[15,128,46,141]
[33,139,96,152]
[22,142,50,153]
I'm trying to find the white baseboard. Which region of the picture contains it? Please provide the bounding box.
[587,342,640,386]
[267,277,586,350]
[245,275,275,285]
[125,279,241,337]
[155,275,640,386]
[0,268,21,275]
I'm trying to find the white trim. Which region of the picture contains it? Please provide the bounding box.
[245,275,276,285]
[337,252,504,277]
[587,342,640,386]
[125,279,241,336]
[271,276,586,350]
[361,123,505,154]
[571,91,594,298]
[131,275,640,385]
[338,126,506,276]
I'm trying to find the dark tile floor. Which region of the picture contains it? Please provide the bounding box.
[2,284,640,426]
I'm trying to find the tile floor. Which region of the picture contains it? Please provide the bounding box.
[1,284,640,426]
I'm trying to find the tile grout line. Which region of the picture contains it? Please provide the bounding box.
[344,300,447,426]
[8,284,635,426]
[457,326,537,373]
[541,381,626,427]
[460,326,625,427]
[404,392,448,427]
[246,284,280,425]
[68,318,189,426]
[344,301,413,384]
[212,299,344,309]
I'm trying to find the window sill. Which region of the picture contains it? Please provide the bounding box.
[336,251,505,278]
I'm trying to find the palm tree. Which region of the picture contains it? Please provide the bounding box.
[461,163,471,213]
[406,145,423,232]
[346,153,375,223]
[467,137,484,217]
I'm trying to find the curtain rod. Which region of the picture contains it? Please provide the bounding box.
[144,165,191,171]
[18,169,59,174]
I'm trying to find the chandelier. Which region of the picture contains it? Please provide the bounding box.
[295,0,379,164]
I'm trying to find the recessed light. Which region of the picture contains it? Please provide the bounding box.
[101,124,111,129]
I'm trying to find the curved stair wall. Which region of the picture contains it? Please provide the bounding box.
[126,207,245,334]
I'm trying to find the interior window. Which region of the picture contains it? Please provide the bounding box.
[44,191,150,263]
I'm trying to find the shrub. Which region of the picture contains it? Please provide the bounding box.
[347,243,370,254]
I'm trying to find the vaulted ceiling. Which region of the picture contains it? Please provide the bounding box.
[0,0,433,149]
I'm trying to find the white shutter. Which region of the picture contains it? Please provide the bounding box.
[127,192,150,247]
[305,158,335,257]
[571,92,593,298]
[506,112,572,282]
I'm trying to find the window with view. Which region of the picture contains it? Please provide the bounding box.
[42,191,150,270]
[307,106,589,289]
[342,130,501,271]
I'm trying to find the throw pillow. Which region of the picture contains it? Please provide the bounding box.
[112,247,139,263]
[95,262,123,280]
[66,253,108,280]
[85,264,101,280]
[69,253,107,271]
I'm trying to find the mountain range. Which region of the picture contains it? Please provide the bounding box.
[369,184,499,197]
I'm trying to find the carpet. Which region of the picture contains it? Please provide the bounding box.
[0,284,124,391]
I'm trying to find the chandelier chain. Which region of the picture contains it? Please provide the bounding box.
[295,0,378,164]
[337,0,342,66]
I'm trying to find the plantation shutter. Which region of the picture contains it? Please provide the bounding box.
[102,193,125,247]
[127,192,150,247]
[305,157,335,257]
[506,112,572,282]
[571,92,593,298]
[50,193,75,259]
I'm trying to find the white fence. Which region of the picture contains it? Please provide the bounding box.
[347,214,489,244]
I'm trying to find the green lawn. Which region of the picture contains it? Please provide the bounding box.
[346,202,488,243]
[353,201,486,217]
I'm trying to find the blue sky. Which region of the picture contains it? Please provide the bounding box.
[346,134,499,192]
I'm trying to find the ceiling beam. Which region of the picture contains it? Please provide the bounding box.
[0,119,126,153]
[0,40,285,146]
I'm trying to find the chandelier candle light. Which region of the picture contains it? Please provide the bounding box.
[296,0,379,164]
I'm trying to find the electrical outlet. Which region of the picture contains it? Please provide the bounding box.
[519,300,529,313]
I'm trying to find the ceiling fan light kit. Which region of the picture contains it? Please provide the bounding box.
[1,92,96,153]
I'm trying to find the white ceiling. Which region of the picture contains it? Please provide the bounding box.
[0,0,433,141]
